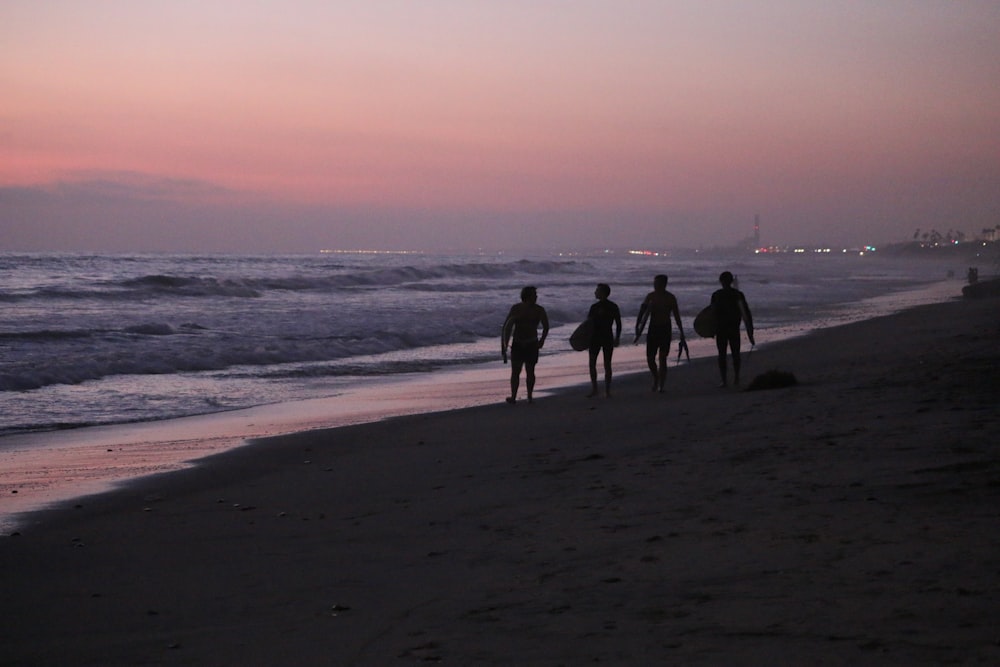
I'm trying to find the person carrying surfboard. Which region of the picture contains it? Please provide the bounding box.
[711,271,755,387]
[634,274,684,393]
[585,283,622,398]
[501,285,549,404]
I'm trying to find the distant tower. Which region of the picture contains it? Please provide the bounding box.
[753,214,761,248]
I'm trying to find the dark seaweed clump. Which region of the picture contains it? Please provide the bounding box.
[746,369,798,391]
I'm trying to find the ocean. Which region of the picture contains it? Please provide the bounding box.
[0,250,967,529]
[0,250,964,437]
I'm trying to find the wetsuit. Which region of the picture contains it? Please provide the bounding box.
[711,286,752,379]
[588,299,621,356]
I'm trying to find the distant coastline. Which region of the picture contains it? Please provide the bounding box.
[545,239,999,263]
[876,239,999,261]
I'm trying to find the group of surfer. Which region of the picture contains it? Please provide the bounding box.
[500,272,754,404]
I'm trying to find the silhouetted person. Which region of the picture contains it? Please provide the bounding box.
[635,274,684,392]
[586,283,621,397]
[501,285,549,404]
[711,271,754,387]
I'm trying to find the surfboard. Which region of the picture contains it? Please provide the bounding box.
[569,319,593,351]
[693,305,716,338]
[634,303,650,342]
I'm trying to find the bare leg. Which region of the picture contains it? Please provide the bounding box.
[657,350,668,392]
[715,335,728,387]
[732,337,742,385]
[646,353,659,391]
[508,360,523,403]
[587,349,599,397]
[603,348,614,397]
[525,363,536,403]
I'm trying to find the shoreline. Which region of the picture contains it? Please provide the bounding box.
[0,340,655,533]
[1,291,997,664]
[0,278,966,531]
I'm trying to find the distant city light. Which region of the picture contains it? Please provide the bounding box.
[627,249,663,256]
[756,244,879,255]
[320,249,423,255]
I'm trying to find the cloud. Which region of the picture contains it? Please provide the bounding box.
[48,170,235,203]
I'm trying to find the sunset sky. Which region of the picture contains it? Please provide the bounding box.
[3,1,999,252]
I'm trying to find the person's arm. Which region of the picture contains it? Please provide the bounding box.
[613,304,622,346]
[672,299,684,341]
[501,309,514,362]
[634,299,648,344]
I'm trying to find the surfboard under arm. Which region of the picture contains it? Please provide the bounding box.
[693,305,717,338]
[569,318,594,351]
[634,303,650,338]
[501,316,514,348]
[738,300,753,331]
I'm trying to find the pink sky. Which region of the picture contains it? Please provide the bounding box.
[3,1,999,252]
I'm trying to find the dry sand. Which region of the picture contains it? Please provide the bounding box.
[1,293,997,666]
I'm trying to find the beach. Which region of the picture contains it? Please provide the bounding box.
[1,292,997,665]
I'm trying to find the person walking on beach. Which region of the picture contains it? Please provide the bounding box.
[711,271,754,387]
[635,274,684,392]
[501,285,549,404]
[585,283,622,398]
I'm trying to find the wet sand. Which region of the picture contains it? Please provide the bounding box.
[1,293,997,665]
